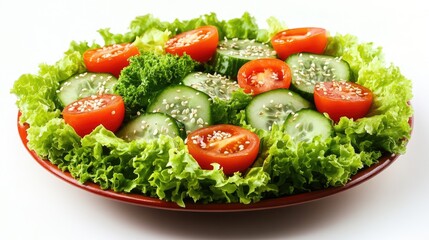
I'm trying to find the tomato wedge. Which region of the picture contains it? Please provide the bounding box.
[186,124,260,175]
[237,58,291,95]
[62,94,125,137]
[165,26,219,62]
[83,43,140,78]
[271,27,328,60]
[314,81,373,122]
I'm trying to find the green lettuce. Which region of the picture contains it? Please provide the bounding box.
[98,14,171,45]
[327,34,412,154]
[132,28,170,54]
[256,16,288,42]
[11,41,96,126]
[99,12,282,50]
[257,124,380,195]
[211,89,252,124]
[114,52,198,115]
[58,127,275,207]
[11,13,412,207]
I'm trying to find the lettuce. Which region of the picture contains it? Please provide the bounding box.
[327,34,413,154]
[11,13,412,207]
[258,124,380,195]
[114,52,198,114]
[11,41,96,126]
[27,118,81,170]
[60,127,275,207]
[99,12,280,51]
[211,89,252,124]
[256,16,288,43]
[132,28,170,54]
[98,14,171,45]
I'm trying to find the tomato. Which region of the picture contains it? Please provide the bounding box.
[62,94,125,137]
[83,43,140,78]
[314,81,373,122]
[186,124,260,175]
[237,58,291,95]
[165,26,219,62]
[271,27,328,60]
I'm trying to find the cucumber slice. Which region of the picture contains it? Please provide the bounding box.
[147,85,212,134]
[246,89,312,131]
[284,109,333,142]
[182,72,240,101]
[117,113,184,141]
[210,39,276,79]
[57,72,117,106]
[286,53,352,100]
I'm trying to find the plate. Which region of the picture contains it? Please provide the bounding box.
[17,114,412,212]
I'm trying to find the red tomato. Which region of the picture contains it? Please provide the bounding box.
[271,27,328,60]
[186,124,260,175]
[314,81,373,122]
[83,43,140,78]
[62,94,125,137]
[237,58,291,95]
[165,26,219,62]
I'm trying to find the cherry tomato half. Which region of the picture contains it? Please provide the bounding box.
[83,43,140,78]
[186,124,260,175]
[62,94,125,137]
[271,27,328,60]
[314,81,373,122]
[237,58,292,95]
[165,26,219,62]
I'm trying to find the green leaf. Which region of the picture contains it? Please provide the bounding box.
[114,52,198,114]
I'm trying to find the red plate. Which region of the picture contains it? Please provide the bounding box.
[17,114,412,212]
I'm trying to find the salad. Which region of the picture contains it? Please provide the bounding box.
[12,13,413,207]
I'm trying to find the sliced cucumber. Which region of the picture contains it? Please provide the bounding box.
[210,39,276,79]
[182,72,240,101]
[147,85,212,134]
[57,72,117,106]
[117,113,184,141]
[246,89,312,131]
[286,53,352,100]
[284,109,333,142]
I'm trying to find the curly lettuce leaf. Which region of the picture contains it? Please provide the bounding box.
[171,12,284,43]
[27,118,81,170]
[11,41,96,126]
[98,12,281,51]
[211,89,252,124]
[63,127,275,207]
[98,14,171,45]
[327,34,413,154]
[114,52,198,114]
[258,124,380,195]
[256,16,287,43]
[325,34,384,79]
[132,28,170,54]
[334,63,413,154]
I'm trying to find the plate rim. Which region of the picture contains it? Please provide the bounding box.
[17,113,409,212]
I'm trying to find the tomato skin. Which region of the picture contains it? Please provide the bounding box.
[186,124,260,175]
[62,94,125,137]
[314,81,373,122]
[83,43,140,78]
[237,58,291,95]
[165,26,219,62]
[271,27,328,60]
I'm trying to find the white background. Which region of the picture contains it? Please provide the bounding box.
[1,0,428,239]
